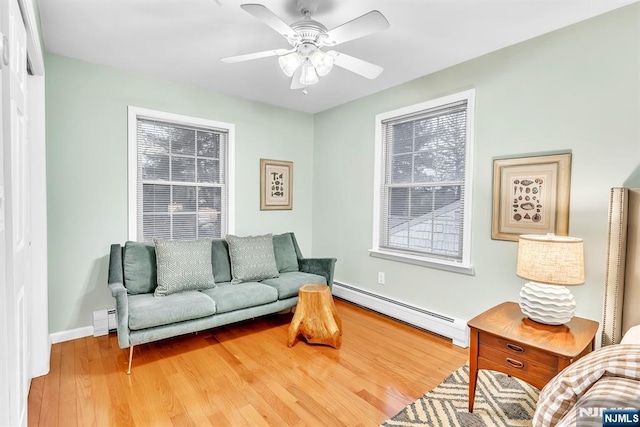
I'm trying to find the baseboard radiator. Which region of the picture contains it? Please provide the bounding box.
[93,308,117,337]
[332,281,469,348]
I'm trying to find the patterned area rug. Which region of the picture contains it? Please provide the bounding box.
[381,365,539,427]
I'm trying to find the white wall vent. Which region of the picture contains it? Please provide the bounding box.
[93,309,108,337]
[93,309,117,337]
[107,309,117,332]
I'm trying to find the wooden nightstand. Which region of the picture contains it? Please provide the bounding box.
[467,301,598,412]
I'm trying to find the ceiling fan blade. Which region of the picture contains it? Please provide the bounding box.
[324,11,389,46]
[241,4,297,39]
[333,52,383,79]
[221,48,289,64]
[290,67,305,90]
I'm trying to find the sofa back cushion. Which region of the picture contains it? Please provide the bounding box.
[154,238,217,297]
[227,234,279,284]
[123,241,157,294]
[211,239,232,283]
[273,233,299,273]
[122,239,232,295]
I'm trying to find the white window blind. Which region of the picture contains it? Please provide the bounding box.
[374,90,474,268]
[132,114,230,241]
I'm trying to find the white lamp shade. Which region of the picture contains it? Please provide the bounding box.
[516,233,585,325]
[517,234,585,285]
[278,52,302,77]
[300,62,319,86]
[310,50,334,76]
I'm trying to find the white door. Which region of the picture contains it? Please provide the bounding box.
[0,0,30,425]
[0,43,7,427]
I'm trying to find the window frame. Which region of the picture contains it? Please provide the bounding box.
[370,90,475,275]
[127,106,235,241]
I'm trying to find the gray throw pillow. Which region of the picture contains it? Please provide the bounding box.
[272,233,299,273]
[123,241,157,294]
[226,234,279,284]
[153,238,216,297]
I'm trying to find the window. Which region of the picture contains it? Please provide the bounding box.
[128,107,234,241]
[371,90,475,274]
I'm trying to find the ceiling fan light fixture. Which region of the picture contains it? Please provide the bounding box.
[300,60,319,86]
[310,50,334,76]
[278,52,302,77]
[225,4,389,89]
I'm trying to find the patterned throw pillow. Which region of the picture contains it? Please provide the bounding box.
[153,238,216,297]
[226,234,279,284]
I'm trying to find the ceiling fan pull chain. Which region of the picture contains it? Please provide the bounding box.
[0,33,9,68]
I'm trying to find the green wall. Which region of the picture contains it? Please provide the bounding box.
[45,55,315,333]
[312,4,640,326]
[46,4,639,335]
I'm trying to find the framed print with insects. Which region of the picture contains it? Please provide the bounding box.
[491,153,571,241]
[260,159,293,210]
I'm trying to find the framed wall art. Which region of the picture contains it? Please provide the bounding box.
[260,159,293,210]
[492,153,572,241]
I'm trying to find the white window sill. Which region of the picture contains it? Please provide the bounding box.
[368,249,475,276]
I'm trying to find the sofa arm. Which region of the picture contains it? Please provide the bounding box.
[299,257,337,290]
[108,244,130,349]
[108,244,124,284]
[107,281,130,348]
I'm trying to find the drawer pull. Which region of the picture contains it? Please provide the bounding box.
[506,343,524,353]
[506,358,524,369]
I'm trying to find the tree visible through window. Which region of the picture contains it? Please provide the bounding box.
[374,90,474,267]
[129,108,233,241]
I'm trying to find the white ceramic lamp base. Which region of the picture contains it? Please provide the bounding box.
[518,281,576,325]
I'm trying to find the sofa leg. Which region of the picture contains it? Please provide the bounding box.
[127,346,134,375]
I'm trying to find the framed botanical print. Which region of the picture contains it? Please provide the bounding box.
[492,153,571,241]
[260,159,293,210]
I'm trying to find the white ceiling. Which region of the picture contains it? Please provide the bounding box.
[38,0,637,114]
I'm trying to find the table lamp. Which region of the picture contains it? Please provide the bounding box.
[516,233,585,325]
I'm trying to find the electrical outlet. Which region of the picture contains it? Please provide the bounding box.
[378,272,385,285]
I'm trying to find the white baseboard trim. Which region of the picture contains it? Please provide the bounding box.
[333,281,469,348]
[50,326,94,344]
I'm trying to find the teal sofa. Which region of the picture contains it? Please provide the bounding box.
[107,232,336,373]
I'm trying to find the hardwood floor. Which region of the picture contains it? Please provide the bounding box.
[28,299,468,426]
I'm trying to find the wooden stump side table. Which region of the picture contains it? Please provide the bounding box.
[288,284,342,349]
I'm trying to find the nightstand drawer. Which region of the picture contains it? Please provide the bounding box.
[478,346,557,389]
[479,332,557,366]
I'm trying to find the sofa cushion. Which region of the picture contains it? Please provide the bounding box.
[226,234,279,284]
[128,291,217,330]
[123,241,157,295]
[154,238,216,297]
[261,272,327,299]
[211,239,232,283]
[273,233,299,273]
[200,282,278,314]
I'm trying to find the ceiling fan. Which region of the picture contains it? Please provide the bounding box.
[221,1,390,90]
